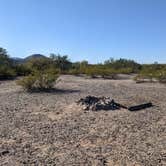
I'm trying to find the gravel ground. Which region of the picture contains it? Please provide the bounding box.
[0,75,166,166]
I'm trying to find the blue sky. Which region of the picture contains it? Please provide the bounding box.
[0,0,166,63]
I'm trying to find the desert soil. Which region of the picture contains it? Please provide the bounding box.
[0,75,166,166]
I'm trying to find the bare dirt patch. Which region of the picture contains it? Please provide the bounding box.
[0,75,166,165]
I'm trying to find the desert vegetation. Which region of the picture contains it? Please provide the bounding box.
[1,47,166,90]
[0,47,16,79]
[137,64,166,83]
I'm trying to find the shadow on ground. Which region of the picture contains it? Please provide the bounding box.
[26,88,81,94]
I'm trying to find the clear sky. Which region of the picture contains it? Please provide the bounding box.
[0,0,166,63]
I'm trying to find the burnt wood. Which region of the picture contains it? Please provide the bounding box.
[128,102,153,111]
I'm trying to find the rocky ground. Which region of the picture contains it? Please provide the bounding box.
[0,75,166,166]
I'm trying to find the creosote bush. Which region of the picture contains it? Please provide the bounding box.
[17,72,59,91]
[157,71,166,83]
[0,47,16,79]
[84,67,118,79]
[134,64,166,84]
[0,66,16,79]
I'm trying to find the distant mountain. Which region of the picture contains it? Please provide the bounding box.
[12,57,25,64]
[24,54,48,61]
[12,54,49,64]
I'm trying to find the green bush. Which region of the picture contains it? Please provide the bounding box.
[0,47,16,79]
[0,66,16,79]
[14,64,31,76]
[17,75,36,90]
[134,65,166,83]
[157,71,166,83]
[84,66,118,79]
[68,69,82,75]
[17,72,59,91]
[158,76,166,83]
[104,58,141,73]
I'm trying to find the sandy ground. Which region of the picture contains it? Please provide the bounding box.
[0,75,166,166]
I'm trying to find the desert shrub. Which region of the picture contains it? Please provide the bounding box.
[0,48,16,79]
[17,72,59,91]
[116,68,133,74]
[24,57,61,75]
[17,75,36,90]
[133,75,147,83]
[69,61,88,75]
[25,57,52,72]
[50,54,72,72]
[68,69,81,75]
[134,64,166,83]
[100,69,117,79]
[14,64,31,76]
[84,66,118,79]
[85,66,101,78]
[158,76,166,83]
[156,70,166,83]
[0,66,16,79]
[104,58,141,73]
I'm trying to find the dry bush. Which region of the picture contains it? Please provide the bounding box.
[17,72,58,91]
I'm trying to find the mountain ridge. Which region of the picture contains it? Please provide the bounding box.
[12,54,48,64]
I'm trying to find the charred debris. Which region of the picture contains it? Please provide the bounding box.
[77,96,153,112]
